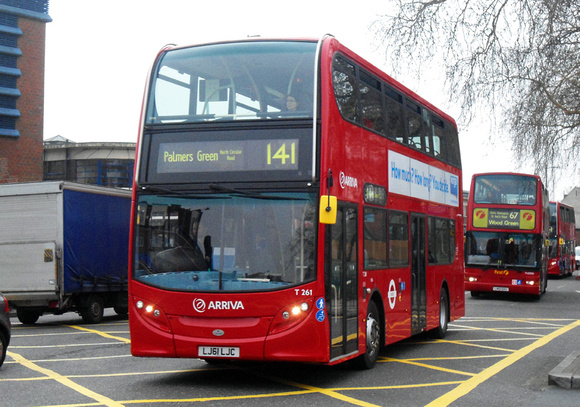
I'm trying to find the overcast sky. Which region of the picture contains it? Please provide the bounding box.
[43,0,544,195]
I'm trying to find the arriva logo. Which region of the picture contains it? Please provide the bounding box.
[339,171,358,189]
[193,298,207,313]
[193,298,245,313]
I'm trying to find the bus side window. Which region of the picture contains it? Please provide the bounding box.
[427,217,455,265]
[332,57,359,123]
[405,99,423,150]
[388,210,409,268]
[363,207,388,269]
[422,109,432,154]
[431,115,445,160]
[385,87,406,143]
[359,70,384,135]
[445,123,461,168]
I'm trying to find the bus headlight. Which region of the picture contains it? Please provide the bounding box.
[269,299,313,335]
[291,302,309,316]
[132,296,172,333]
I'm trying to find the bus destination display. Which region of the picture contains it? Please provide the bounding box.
[157,139,299,174]
[472,208,536,230]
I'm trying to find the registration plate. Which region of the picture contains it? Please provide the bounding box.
[199,346,240,358]
[492,287,509,292]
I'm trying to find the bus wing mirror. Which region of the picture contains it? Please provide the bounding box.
[319,195,337,224]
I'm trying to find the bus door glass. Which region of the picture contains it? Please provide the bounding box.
[325,204,358,361]
[411,213,427,334]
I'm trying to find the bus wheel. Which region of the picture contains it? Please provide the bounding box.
[430,290,449,339]
[355,301,381,369]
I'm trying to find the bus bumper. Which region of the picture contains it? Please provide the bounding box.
[465,273,541,295]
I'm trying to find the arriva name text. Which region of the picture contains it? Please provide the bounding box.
[208,300,244,310]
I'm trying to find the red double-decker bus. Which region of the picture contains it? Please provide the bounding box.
[129,36,464,368]
[548,202,576,277]
[465,172,550,298]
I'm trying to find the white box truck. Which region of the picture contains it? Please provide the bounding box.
[0,181,131,324]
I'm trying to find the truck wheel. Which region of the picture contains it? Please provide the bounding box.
[0,331,6,367]
[17,308,40,325]
[81,295,104,324]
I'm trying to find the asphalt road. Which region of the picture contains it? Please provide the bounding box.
[2,276,580,407]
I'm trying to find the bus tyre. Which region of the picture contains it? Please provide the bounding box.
[355,301,381,369]
[17,308,40,325]
[81,295,104,324]
[430,290,449,339]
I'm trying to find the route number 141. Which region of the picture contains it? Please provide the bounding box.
[267,142,296,166]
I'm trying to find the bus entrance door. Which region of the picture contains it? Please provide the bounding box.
[326,204,359,362]
[411,214,427,334]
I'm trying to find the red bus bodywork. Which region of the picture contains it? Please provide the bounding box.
[465,172,550,297]
[548,202,576,277]
[129,36,464,367]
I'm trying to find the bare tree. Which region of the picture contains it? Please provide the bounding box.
[372,0,580,190]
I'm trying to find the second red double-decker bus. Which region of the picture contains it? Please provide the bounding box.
[129,36,464,368]
[465,172,550,298]
[548,201,576,277]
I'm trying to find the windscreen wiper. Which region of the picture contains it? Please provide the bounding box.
[208,183,308,201]
[208,183,279,200]
[141,185,224,199]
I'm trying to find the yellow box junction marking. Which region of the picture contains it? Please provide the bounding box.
[426,319,580,406]
[7,351,124,407]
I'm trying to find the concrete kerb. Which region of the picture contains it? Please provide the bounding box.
[548,351,580,389]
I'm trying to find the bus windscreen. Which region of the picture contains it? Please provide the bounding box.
[473,174,537,205]
[146,41,317,124]
[133,192,317,292]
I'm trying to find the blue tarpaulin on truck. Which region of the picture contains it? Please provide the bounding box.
[62,189,131,294]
